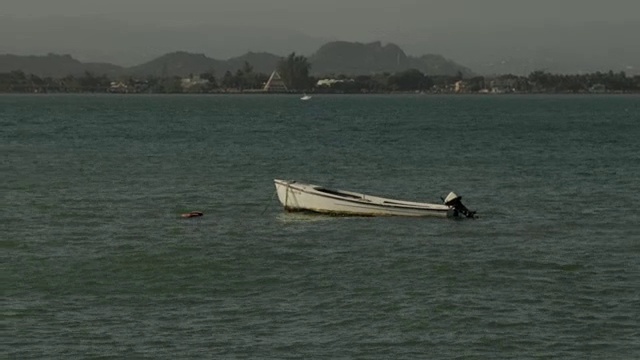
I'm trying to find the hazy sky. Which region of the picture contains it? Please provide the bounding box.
[3,0,639,39]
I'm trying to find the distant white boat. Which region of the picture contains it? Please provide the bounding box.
[300,93,312,101]
[274,179,476,218]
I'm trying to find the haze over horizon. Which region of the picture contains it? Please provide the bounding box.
[2,0,639,75]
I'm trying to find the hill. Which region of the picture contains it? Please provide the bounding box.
[224,52,282,75]
[409,54,474,77]
[127,51,223,77]
[126,51,281,77]
[309,41,473,76]
[309,41,410,75]
[0,54,122,78]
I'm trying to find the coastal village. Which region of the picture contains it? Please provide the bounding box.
[0,66,640,95]
[77,70,640,95]
[2,68,635,95]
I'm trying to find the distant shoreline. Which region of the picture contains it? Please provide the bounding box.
[0,91,640,97]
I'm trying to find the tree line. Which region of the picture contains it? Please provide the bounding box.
[1,53,639,94]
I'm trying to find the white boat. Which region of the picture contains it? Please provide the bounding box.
[300,93,312,100]
[273,179,476,218]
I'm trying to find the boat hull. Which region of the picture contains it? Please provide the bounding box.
[274,179,455,218]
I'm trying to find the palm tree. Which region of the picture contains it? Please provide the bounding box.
[276,53,312,91]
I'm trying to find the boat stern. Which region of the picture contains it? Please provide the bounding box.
[443,192,476,218]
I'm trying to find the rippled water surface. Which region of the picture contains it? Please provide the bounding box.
[3,94,640,359]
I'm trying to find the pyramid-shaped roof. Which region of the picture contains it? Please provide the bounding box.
[263,71,288,92]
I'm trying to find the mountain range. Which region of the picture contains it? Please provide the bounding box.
[0,41,473,78]
[2,15,637,76]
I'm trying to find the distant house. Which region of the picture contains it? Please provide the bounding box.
[263,71,288,92]
[489,77,517,93]
[316,78,353,87]
[109,81,128,93]
[181,75,209,90]
[589,84,606,93]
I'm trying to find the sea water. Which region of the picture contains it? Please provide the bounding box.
[3,94,639,359]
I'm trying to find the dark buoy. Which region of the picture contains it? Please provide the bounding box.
[181,211,203,218]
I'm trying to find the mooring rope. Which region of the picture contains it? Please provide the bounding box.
[284,183,290,209]
[260,189,278,215]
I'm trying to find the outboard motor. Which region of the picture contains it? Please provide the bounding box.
[443,192,476,218]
